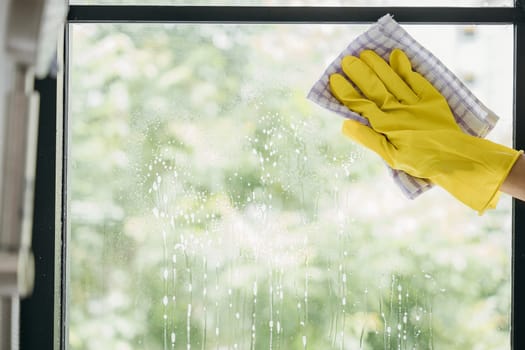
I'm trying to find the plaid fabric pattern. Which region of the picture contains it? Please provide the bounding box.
[307,14,499,199]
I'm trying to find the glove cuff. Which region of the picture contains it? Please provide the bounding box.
[478,149,523,215]
[429,134,523,214]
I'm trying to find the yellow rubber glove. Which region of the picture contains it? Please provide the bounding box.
[329,48,523,214]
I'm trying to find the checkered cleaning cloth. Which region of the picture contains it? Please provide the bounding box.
[307,14,499,199]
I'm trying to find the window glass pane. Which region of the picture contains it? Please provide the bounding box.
[68,0,514,7]
[68,23,513,349]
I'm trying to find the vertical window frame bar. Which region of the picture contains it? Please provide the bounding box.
[512,1,525,347]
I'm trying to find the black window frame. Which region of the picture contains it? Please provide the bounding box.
[21,3,525,350]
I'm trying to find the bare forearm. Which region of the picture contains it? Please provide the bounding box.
[500,154,525,202]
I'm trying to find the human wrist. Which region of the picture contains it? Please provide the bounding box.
[500,152,525,201]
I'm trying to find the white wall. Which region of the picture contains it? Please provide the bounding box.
[0,0,12,343]
[0,0,14,191]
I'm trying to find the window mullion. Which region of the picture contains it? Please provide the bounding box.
[512,18,525,350]
[67,5,522,24]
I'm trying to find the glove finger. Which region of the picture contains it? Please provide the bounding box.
[341,55,394,108]
[359,50,418,105]
[389,49,439,97]
[329,73,382,118]
[341,119,395,167]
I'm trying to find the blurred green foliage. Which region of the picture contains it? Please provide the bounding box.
[68,23,512,349]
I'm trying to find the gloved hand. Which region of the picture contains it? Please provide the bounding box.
[329,48,523,214]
